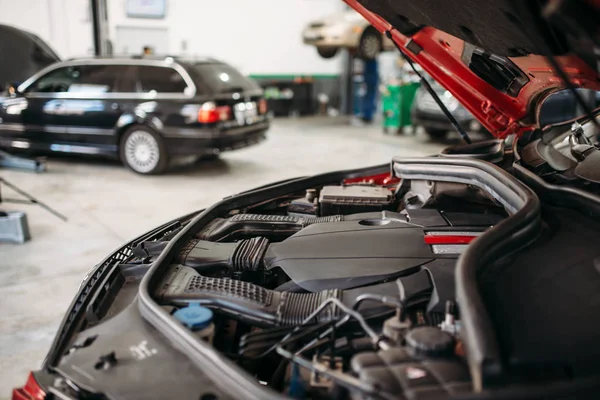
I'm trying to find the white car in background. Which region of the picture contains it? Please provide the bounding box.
[302,10,395,59]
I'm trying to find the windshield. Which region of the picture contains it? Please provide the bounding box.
[187,63,260,94]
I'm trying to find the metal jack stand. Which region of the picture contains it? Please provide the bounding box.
[0,148,46,172]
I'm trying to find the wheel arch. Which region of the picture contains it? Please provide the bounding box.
[118,120,168,174]
[115,113,165,147]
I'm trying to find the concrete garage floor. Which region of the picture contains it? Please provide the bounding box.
[0,116,452,396]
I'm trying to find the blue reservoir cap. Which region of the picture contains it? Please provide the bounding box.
[173,303,213,331]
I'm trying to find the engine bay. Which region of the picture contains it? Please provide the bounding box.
[143,170,509,399]
[49,126,600,400]
[141,126,600,399]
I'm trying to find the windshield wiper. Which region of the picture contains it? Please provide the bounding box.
[385,31,472,144]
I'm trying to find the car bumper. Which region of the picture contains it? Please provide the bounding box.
[163,121,269,156]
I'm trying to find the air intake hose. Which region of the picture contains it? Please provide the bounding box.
[176,237,270,272]
[155,265,399,327]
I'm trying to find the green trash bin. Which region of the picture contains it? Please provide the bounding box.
[381,84,401,133]
[381,81,420,133]
[399,81,420,128]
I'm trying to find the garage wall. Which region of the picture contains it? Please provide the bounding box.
[0,0,343,75]
[0,0,94,59]
[107,0,345,76]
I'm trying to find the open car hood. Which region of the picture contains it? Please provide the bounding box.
[0,24,61,89]
[345,0,600,138]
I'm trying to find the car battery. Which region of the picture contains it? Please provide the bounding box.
[319,185,394,216]
[0,211,31,243]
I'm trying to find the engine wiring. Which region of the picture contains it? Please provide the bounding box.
[243,294,398,361]
[236,293,405,397]
[291,294,404,358]
[273,297,403,400]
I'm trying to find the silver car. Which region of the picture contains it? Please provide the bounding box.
[302,11,395,59]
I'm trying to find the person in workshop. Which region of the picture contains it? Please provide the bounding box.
[142,46,153,56]
[361,58,379,123]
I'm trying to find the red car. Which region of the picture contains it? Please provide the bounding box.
[13,1,600,399]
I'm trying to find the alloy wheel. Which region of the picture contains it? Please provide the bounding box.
[124,130,160,174]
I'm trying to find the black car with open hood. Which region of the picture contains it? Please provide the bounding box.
[0,24,60,91]
[11,1,600,399]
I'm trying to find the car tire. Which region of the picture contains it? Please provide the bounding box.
[425,128,448,140]
[120,125,168,175]
[358,29,382,60]
[317,47,339,59]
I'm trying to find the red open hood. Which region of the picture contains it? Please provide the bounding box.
[344,0,600,138]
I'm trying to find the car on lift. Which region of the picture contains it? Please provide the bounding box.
[0,24,60,91]
[302,10,394,59]
[12,1,600,400]
[0,56,269,174]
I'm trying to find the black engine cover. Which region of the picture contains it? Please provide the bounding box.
[264,213,436,291]
[169,209,500,311]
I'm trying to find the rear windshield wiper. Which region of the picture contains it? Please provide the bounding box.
[385,30,472,144]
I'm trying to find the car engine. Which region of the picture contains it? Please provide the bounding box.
[50,129,600,400]
[143,170,507,399]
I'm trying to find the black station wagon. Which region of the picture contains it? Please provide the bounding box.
[0,56,269,174]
